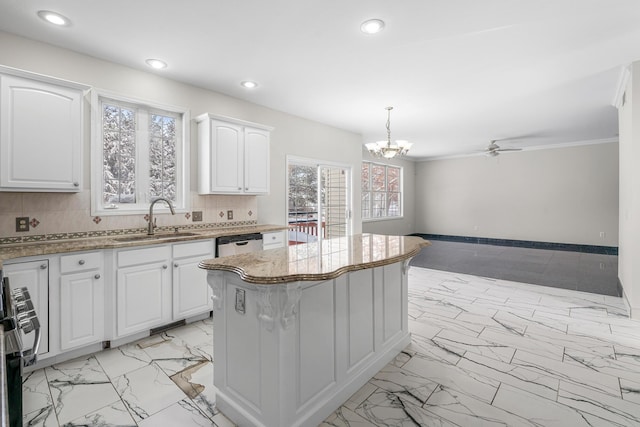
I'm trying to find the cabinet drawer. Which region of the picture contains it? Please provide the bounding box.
[60,251,102,273]
[173,239,214,259]
[117,245,171,267]
[262,231,285,249]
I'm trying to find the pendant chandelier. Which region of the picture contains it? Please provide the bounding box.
[365,106,412,159]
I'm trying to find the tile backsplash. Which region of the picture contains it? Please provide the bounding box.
[0,191,258,240]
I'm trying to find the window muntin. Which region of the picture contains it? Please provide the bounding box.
[361,162,402,219]
[92,92,188,215]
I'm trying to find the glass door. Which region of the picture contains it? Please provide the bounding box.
[287,158,351,245]
[319,165,349,240]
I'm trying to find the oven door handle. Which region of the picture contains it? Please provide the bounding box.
[22,317,41,367]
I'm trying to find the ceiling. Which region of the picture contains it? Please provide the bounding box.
[0,0,638,160]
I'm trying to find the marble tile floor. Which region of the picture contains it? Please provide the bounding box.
[24,267,640,426]
[409,239,620,296]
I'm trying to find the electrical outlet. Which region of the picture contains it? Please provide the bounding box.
[599,231,606,238]
[227,210,233,220]
[16,217,29,232]
[192,211,203,222]
[235,288,246,314]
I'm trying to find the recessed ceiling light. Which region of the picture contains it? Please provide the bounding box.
[37,10,71,26]
[241,81,258,89]
[360,19,385,34]
[145,59,167,70]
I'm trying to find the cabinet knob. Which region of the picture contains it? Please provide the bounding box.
[73,182,79,187]
[174,263,179,268]
[78,259,85,265]
[238,187,242,190]
[245,187,248,191]
[94,274,101,279]
[40,264,47,270]
[163,264,168,269]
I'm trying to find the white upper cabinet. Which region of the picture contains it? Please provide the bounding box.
[196,113,273,194]
[244,127,270,193]
[0,67,88,192]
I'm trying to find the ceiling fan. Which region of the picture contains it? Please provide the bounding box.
[483,140,522,157]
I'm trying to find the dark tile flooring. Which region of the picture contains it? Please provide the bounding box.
[409,239,620,296]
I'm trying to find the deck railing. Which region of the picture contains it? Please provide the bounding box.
[288,221,326,245]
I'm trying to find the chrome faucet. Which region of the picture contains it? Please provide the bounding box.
[147,197,175,235]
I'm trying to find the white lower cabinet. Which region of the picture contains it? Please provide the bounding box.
[116,245,172,337]
[3,259,50,356]
[262,230,285,250]
[172,240,214,320]
[59,252,104,351]
[115,240,214,338]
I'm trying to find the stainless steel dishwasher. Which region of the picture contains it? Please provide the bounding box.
[216,233,263,257]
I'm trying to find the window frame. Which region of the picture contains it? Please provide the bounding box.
[90,89,190,216]
[361,161,403,221]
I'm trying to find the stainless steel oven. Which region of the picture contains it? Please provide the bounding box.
[216,233,263,257]
[1,273,41,427]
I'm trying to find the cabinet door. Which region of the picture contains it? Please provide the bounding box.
[0,74,82,191]
[60,270,104,350]
[116,261,171,337]
[173,257,213,320]
[244,127,270,194]
[3,260,49,355]
[210,120,244,193]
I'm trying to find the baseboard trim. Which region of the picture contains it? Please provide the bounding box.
[617,277,624,299]
[410,233,618,255]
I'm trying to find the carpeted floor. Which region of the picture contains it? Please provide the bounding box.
[409,239,619,296]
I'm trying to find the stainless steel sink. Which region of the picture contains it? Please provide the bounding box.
[113,232,199,242]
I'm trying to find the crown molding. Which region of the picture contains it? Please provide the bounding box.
[417,137,619,162]
[613,65,631,109]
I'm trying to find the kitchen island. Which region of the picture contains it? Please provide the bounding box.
[199,233,429,427]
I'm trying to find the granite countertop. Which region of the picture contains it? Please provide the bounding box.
[0,224,287,268]
[198,234,430,284]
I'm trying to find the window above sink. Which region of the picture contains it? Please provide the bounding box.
[90,89,190,216]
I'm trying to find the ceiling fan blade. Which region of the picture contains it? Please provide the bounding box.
[496,148,522,152]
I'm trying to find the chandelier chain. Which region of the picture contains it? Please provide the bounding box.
[386,106,392,148]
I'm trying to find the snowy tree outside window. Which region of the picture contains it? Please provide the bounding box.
[361,162,402,219]
[92,92,188,215]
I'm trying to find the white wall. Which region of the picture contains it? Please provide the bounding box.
[414,143,619,246]
[361,148,416,236]
[0,31,363,234]
[618,62,640,318]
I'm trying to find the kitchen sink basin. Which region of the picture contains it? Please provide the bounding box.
[113,232,199,242]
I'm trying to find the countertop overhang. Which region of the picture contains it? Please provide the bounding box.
[0,224,287,268]
[198,234,430,284]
